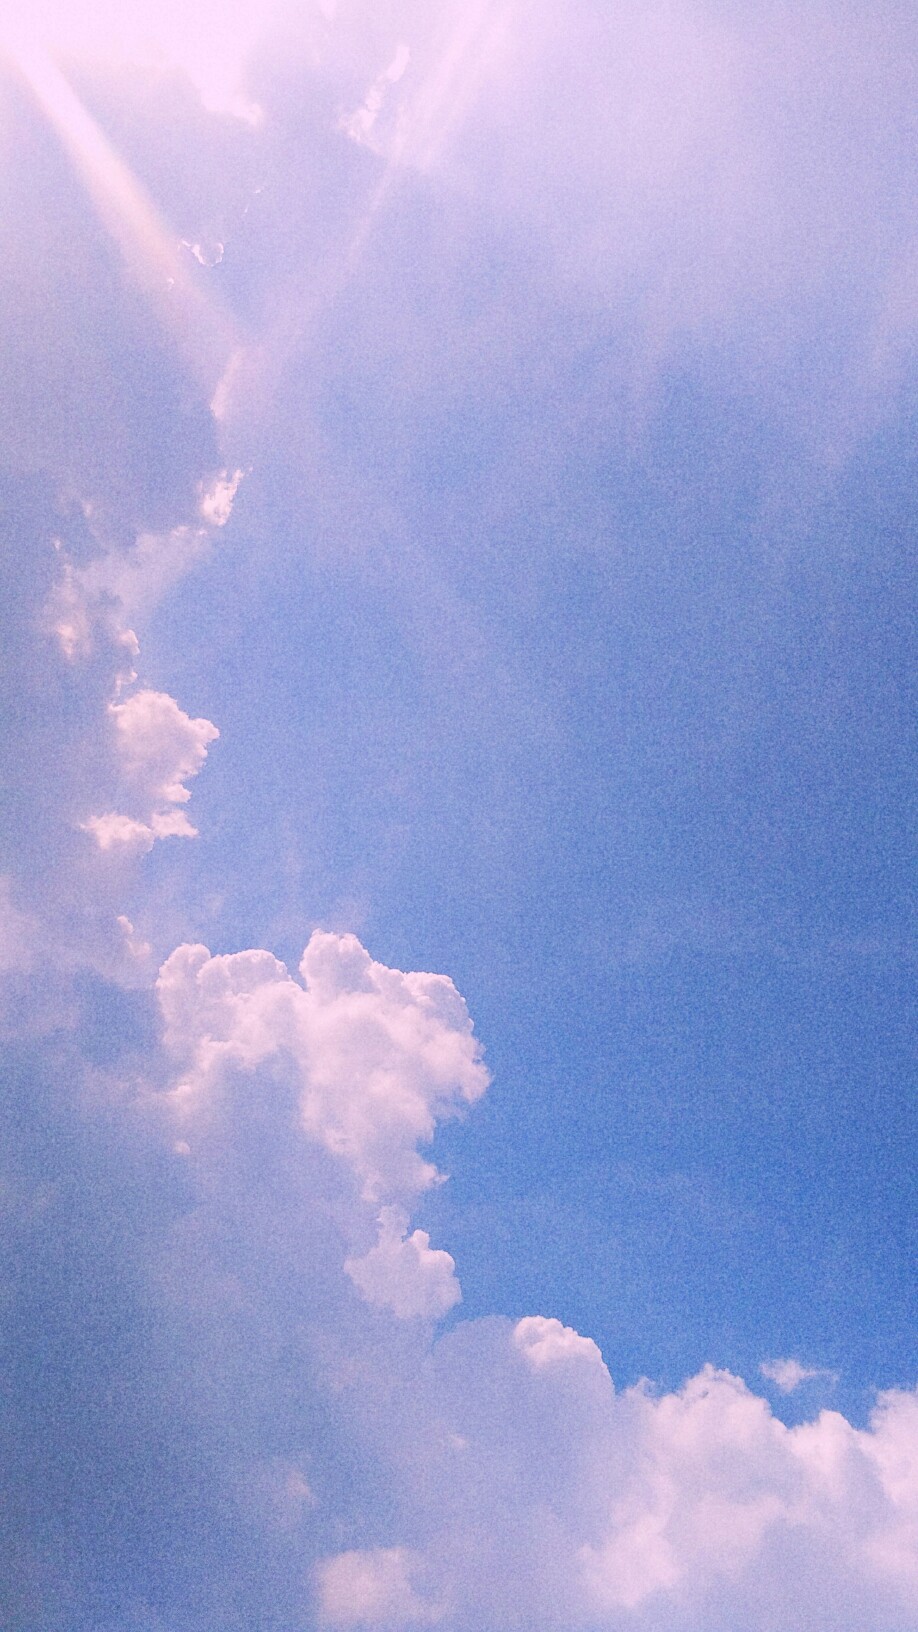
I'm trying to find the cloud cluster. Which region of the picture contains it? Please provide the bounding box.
[1,825,916,1629]
[312,1323,918,1631]
[144,924,917,1631]
[0,462,237,1009]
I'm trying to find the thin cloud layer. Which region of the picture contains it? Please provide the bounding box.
[317,1546,442,1628]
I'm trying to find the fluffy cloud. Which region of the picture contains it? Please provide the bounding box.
[312,1328,918,1632]
[82,688,218,855]
[514,1314,606,1371]
[582,1369,918,1629]
[156,929,489,1200]
[345,1205,461,1320]
[45,475,234,862]
[147,925,918,1631]
[1,903,916,1629]
[111,686,216,807]
[0,456,226,1111]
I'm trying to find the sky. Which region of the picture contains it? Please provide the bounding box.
[0,1,916,1627]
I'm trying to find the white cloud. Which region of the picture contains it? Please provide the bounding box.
[116,914,152,961]
[513,1314,605,1371]
[41,482,229,874]
[50,472,244,660]
[81,811,159,855]
[341,42,412,150]
[198,466,243,527]
[302,1321,918,1631]
[317,1547,443,1627]
[1,893,915,1627]
[83,689,218,854]
[3,9,917,1619]
[495,1350,918,1628]
[145,927,918,1628]
[156,930,488,1201]
[346,1204,461,1320]
[111,688,218,807]
[99,524,212,626]
[760,1357,835,1394]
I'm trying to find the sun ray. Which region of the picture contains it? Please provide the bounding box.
[8,35,238,391]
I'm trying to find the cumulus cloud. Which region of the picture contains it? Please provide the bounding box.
[83,688,218,854]
[146,925,918,1630]
[300,1314,918,1632]
[81,809,163,856]
[111,688,217,808]
[568,1366,918,1629]
[0,465,224,995]
[44,471,234,868]
[1,898,916,1629]
[2,8,917,1629]
[157,929,489,1199]
[345,1204,461,1320]
[0,473,207,990]
[513,1314,605,1371]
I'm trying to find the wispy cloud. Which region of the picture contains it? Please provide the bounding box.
[760,1357,838,1394]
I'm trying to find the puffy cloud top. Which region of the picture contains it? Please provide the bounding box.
[83,688,219,854]
[514,1314,607,1371]
[157,929,490,1199]
[111,687,218,808]
[346,1204,462,1320]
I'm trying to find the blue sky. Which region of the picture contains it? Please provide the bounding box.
[0,3,917,1628]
